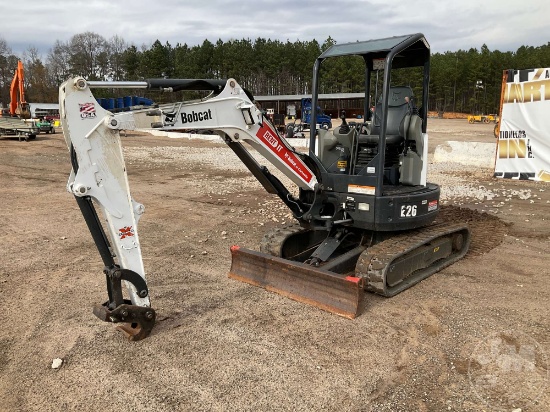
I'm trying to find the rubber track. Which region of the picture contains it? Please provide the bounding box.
[356,223,469,296]
[259,224,308,257]
[260,206,503,296]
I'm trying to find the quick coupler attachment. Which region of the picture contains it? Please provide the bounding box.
[93,266,156,341]
[93,301,156,341]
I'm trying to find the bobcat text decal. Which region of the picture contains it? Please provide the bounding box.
[180,109,213,124]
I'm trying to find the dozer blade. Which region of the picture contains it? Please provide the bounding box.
[229,245,364,319]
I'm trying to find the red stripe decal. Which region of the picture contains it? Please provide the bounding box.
[256,123,313,183]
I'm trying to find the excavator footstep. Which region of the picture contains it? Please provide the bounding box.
[92,302,156,341]
[229,245,364,319]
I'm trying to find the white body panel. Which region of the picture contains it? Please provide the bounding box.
[60,78,149,307]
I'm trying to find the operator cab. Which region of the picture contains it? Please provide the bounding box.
[302,33,435,231]
[354,85,423,185]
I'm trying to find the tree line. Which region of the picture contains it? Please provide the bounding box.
[1,32,549,115]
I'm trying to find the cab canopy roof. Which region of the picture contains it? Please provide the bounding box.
[318,33,430,68]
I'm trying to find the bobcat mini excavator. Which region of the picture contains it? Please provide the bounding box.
[59,34,470,340]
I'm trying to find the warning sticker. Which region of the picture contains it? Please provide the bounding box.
[118,226,135,239]
[256,123,313,184]
[428,200,438,211]
[348,184,375,195]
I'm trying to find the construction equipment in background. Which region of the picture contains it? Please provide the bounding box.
[0,61,38,141]
[59,33,470,340]
[467,113,498,124]
[9,61,30,119]
[35,118,55,134]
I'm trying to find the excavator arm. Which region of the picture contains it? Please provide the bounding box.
[87,78,318,191]
[60,78,154,340]
[59,77,319,339]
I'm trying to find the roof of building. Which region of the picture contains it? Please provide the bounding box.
[254,93,365,102]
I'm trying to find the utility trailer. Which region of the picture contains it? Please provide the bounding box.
[0,117,37,141]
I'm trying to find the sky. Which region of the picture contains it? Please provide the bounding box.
[2,0,549,57]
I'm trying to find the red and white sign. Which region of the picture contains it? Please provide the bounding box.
[256,123,314,184]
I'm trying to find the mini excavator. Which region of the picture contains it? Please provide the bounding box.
[59,34,470,340]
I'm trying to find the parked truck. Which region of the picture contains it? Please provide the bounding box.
[300,98,332,129]
[287,98,333,138]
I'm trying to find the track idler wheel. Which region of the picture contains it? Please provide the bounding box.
[452,232,464,251]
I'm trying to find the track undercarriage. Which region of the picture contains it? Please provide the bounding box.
[229,222,470,318]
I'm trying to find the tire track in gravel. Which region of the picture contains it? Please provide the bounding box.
[435,205,509,257]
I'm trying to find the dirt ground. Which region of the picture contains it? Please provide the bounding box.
[0,119,548,412]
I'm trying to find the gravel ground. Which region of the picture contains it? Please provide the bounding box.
[0,118,548,412]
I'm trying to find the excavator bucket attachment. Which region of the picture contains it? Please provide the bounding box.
[229,246,364,319]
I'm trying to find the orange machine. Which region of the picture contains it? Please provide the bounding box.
[8,61,30,119]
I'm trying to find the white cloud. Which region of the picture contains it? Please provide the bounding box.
[2,0,549,56]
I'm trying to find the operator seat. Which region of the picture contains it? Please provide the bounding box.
[354,86,415,177]
[363,86,414,142]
